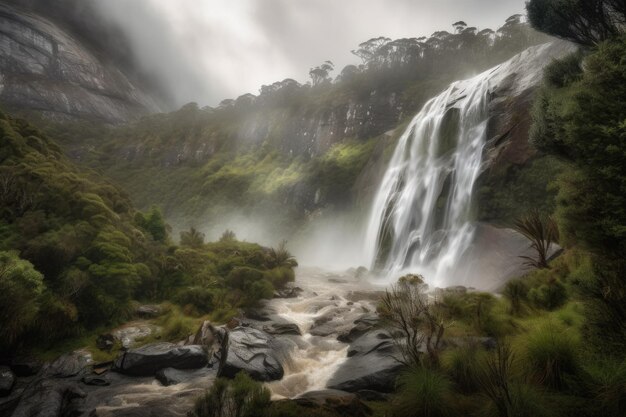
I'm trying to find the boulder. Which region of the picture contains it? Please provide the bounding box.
[219,327,284,382]
[155,367,216,386]
[10,379,86,417]
[337,315,378,344]
[136,305,163,318]
[263,322,301,336]
[309,308,351,337]
[45,352,91,378]
[327,331,405,393]
[112,322,160,349]
[295,389,372,417]
[113,343,208,376]
[0,366,15,397]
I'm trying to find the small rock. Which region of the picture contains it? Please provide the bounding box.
[263,322,301,336]
[226,318,240,329]
[96,334,116,352]
[82,375,110,386]
[136,304,163,318]
[273,286,303,299]
[0,367,15,397]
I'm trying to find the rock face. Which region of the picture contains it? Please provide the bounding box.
[327,330,405,393]
[0,3,161,122]
[219,327,284,382]
[113,343,208,376]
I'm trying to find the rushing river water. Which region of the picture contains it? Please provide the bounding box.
[265,267,384,398]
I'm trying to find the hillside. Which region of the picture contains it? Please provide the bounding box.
[35,17,555,237]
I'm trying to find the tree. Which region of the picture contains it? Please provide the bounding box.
[309,60,334,86]
[513,209,560,269]
[135,206,168,242]
[379,274,447,366]
[351,36,391,65]
[526,0,625,46]
[0,251,44,350]
[529,36,626,354]
[180,227,205,248]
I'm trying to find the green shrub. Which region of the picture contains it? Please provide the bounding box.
[523,324,580,390]
[584,359,626,417]
[528,278,567,310]
[503,279,529,315]
[442,346,486,393]
[391,367,454,417]
[189,372,271,417]
[175,286,215,314]
[263,267,295,289]
[0,251,45,351]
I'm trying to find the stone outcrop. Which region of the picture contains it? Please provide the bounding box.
[327,330,405,393]
[0,3,162,122]
[218,326,284,382]
[113,343,208,376]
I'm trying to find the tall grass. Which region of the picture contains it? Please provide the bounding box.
[523,324,580,390]
[391,367,454,417]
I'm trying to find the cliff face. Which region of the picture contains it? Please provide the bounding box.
[0,3,162,123]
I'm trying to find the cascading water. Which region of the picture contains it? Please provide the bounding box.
[364,70,493,287]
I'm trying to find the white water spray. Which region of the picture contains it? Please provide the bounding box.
[365,69,493,287]
[363,42,573,288]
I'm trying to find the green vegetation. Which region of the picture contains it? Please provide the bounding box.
[23,16,548,231]
[529,31,626,355]
[0,112,297,357]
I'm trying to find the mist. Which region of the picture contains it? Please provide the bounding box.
[93,0,527,108]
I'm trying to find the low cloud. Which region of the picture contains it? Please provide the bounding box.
[94,0,526,107]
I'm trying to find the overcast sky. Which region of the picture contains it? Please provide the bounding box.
[94,0,527,108]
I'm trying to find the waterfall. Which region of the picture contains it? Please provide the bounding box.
[364,70,494,287]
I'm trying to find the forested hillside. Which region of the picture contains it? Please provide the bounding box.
[0,111,296,357]
[36,16,551,232]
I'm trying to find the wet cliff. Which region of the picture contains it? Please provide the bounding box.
[0,2,162,123]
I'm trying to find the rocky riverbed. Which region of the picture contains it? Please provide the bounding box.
[1,267,407,416]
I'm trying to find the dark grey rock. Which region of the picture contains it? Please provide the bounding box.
[356,390,391,402]
[10,379,86,417]
[328,331,405,393]
[309,308,351,337]
[0,366,15,397]
[82,375,110,386]
[46,352,90,378]
[263,322,301,336]
[113,343,208,376]
[155,367,216,386]
[295,389,371,417]
[219,327,284,382]
[338,320,376,344]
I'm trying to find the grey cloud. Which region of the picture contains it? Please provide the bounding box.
[94,0,527,108]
